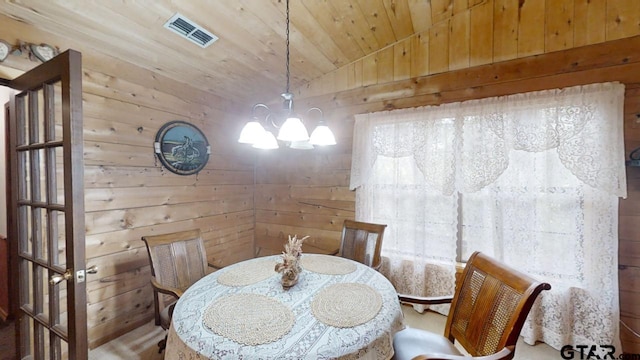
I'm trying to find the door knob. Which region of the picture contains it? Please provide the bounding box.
[77,265,99,283]
[49,270,72,285]
[50,266,98,285]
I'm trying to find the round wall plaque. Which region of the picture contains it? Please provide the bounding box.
[154,121,210,175]
[0,40,10,62]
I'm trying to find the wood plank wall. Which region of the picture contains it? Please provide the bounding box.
[252,144,355,257]
[0,15,256,348]
[621,110,640,354]
[297,0,640,99]
[254,1,640,354]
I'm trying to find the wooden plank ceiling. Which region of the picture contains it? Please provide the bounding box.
[0,0,444,107]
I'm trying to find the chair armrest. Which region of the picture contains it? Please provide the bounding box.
[208,262,223,270]
[412,347,514,360]
[398,293,454,305]
[150,277,184,298]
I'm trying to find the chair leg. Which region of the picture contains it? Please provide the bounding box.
[153,291,161,326]
[158,333,167,353]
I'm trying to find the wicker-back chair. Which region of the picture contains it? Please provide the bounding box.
[339,219,387,270]
[141,229,220,352]
[393,251,551,360]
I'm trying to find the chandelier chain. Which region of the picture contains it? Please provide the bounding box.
[285,0,290,94]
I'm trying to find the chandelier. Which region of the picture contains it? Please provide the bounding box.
[237,0,336,150]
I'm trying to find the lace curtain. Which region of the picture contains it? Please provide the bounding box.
[352,82,626,351]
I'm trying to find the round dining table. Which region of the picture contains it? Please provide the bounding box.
[164,254,405,359]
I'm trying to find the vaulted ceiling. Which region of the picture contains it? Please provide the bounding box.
[0,0,442,107]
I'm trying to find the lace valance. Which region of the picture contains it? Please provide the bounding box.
[351,82,627,198]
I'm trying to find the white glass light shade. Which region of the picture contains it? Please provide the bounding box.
[289,140,314,150]
[309,124,336,146]
[277,116,309,142]
[252,130,279,149]
[238,121,266,144]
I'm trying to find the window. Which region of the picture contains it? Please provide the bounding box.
[351,82,625,351]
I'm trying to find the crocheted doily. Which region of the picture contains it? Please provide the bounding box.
[311,283,382,328]
[203,293,294,345]
[300,255,357,275]
[217,260,277,286]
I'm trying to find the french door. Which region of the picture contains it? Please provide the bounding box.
[6,50,88,359]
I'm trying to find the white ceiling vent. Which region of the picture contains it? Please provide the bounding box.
[163,13,219,48]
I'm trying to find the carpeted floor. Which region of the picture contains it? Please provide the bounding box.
[0,318,16,360]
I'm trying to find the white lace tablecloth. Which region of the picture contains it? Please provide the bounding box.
[165,254,405,360]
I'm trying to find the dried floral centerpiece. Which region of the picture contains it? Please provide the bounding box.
[275,235,309,289]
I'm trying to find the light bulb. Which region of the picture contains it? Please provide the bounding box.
[277,116,309,142]
[238,121,266,144]
[309,124,336,146]
[252,130,279,149]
